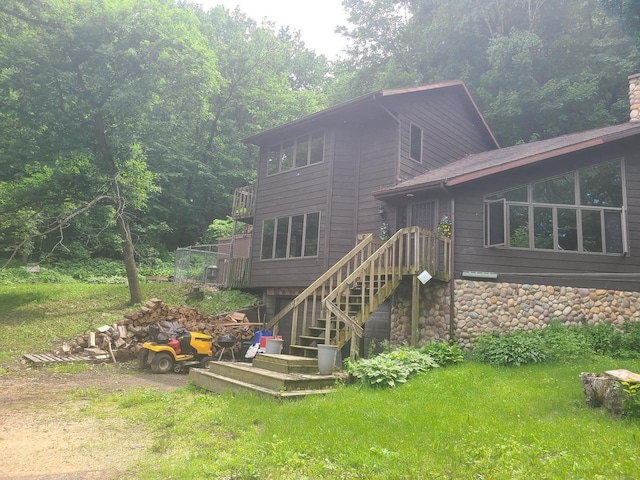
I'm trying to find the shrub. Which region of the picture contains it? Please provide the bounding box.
[580,323,624,356]
[345,347,438,388]
[419,341,464,366]
[619,381,640,418]
[620,320,640,358]
[473,330,547,367]
[539,321,592,362]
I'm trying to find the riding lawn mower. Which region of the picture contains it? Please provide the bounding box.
[137,322,214,374]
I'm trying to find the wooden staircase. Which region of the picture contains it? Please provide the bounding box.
[189,354,342,399]
[267,227,451,360]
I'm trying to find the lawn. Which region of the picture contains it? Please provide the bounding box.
[1,283,638,479]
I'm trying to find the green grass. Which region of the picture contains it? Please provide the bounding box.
[88,358,639,480]
[0,282,258,365]
[3,283,639,479]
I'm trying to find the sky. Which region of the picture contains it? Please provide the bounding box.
[194,0,351,59]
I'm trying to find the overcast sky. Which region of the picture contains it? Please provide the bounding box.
[194,0,350,59]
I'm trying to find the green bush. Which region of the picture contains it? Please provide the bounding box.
[539,321,592,362]
[0,265,76,284]
[620,320,640,358]
[419,341,464,366]
[580,323,624,356]
[619,381,640,418]
[345,347,438,388]
[473,330,547,367]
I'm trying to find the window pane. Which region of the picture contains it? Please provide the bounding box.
[281,140,294,172]
[509,205,529,248]
[486,186,528,202]
[275,217,289,258]
[309,132,324,164]
[261,219,275,259]
[410,124,422,162]
[304,212,320,256]
[582,210,603,253]
[533,207,553,249]
[532,173,575,205]
[485,201,505,246]
[580,161,623,207]
[557,208,577,251]
[604,210,623,254]
[295,135,309,168]
[289,215,304,257]
[268,146,279,175]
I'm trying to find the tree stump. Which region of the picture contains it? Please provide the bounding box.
[579,372,623,415]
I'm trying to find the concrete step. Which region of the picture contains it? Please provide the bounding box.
[189,368,334,400]
[207,360,337,391]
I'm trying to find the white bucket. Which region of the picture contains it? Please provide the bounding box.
[265,338,283,354]
[317,344,338,375]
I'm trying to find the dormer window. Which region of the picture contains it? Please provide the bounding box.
[267,131,324,175]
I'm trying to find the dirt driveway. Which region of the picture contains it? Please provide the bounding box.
[0,362,189,480]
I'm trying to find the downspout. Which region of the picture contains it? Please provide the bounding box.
[439,182,456,344]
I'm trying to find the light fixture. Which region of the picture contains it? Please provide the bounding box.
[378,204,386,221]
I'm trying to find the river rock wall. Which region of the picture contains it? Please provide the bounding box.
[390,279,640,350]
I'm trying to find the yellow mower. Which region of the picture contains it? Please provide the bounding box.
[138,322,214,374]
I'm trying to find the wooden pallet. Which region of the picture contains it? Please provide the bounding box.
[23,353,103,365]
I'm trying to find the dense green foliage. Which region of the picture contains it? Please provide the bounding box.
[1,0,638,301]
[419,341,464,366]
[473,321,640,366]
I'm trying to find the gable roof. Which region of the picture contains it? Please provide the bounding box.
[375,122,640,199]
[243,80,498,147]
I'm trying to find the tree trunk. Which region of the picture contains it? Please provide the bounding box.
[116,214,142,304]
[579,372,623,415]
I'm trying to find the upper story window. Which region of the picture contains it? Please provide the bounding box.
[484,159,627,255]
[267,131,324,175]
[410,124,422,162]
[261,212,320,260]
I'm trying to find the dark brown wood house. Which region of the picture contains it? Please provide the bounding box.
[229,73,640,356]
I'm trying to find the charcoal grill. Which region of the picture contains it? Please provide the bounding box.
[217,333,236,361]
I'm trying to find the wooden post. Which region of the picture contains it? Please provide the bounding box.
[411,274,419,347]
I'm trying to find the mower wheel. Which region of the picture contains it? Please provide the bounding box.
[200,356,213,369]
[150,352,174,374]
[172,364,183,374]
[137,349,150,369]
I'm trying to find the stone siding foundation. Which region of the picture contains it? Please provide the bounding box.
[391,279,640,350]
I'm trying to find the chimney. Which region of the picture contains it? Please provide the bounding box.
[630,73,640,122]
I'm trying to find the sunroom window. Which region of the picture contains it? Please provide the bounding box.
[267,131,324,175]
[484,160,627,255]
[261,212,320,260]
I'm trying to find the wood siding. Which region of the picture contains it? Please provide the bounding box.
[357,121,398,235]
[452,139,640,290]
[382,90,496,181]
[248,130,334,288]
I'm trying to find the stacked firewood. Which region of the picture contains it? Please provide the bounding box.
[56,298,258,362]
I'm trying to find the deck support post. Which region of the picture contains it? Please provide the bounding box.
[411,274,420,347]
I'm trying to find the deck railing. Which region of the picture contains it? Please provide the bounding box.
[264,234,384,339]
[323,227,451,358]
[232,184,256,220]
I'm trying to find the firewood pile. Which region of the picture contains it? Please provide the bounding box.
[53,298,259,363]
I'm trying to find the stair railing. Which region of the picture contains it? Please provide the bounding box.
[264,234,385,342]
[322,227,450,358]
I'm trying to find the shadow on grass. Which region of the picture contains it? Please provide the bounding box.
[0,290,51,313]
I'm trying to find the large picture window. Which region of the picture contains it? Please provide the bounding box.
[484,160,627,255]
[267,131,324,175]
[261,212,320,260]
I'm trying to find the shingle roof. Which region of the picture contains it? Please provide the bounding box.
[375,122,640,198]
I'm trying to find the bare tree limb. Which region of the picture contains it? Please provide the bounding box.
[1,194,110,271]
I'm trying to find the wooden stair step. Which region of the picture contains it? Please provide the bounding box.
[189,369,335,399]
[252,353,319,374]
[207,361,337,391]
